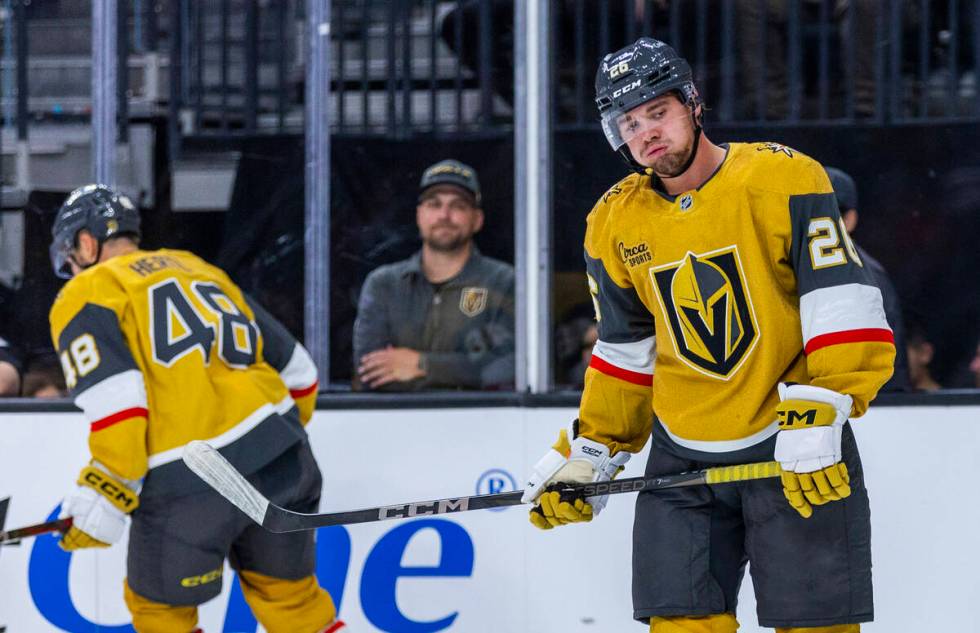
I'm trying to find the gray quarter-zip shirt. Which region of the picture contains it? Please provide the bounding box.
[353,247,515,390]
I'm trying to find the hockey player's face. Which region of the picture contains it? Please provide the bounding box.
[416,187,484,252]
[621,96,696,175]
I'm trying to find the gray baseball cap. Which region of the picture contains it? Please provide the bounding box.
[825,166,858,211]
[419,159,481,205]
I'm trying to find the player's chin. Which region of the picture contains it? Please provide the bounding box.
[654,154,689,178]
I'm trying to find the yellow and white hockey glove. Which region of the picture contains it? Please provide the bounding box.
[522,421,630,530]
[59,462,140,551]
[774,383,853,519]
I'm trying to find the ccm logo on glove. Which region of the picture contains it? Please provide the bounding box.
[80,467,139,512]
[776,400,838,429]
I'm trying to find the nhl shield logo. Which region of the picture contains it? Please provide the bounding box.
[459,287,488,317]
[649,245,760,380]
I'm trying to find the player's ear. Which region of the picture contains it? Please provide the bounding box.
[76,230,99,259]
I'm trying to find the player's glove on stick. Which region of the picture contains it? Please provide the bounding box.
[522,421,630,530]
[774,383,853,519]
[59,463,140,551]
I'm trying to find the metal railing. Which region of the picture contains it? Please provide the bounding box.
[169,0,299,137]
[331,0,501,135]
[164,0,980,149]
[550,0,980,127]
[5,1,975,152]
[167,0,504,143]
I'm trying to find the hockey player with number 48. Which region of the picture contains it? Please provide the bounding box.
[522,39,895,632]
[48,185,345,633]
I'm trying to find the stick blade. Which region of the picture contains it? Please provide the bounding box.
[182,441,269,525]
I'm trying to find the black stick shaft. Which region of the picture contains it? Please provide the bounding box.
[0,518,72,544]
[265,461,780,532]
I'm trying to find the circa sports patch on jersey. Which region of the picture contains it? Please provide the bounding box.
[459,287,488,317]
[618,240,652,267]
[649,245,760,381]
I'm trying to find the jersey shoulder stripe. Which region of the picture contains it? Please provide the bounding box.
[800,283,893,350]
[589,336,655,386]
[805,328,895,354]
[589,355,652,386]
[91,407,149,432]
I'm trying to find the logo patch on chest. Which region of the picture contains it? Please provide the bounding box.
[679,194,694,211]
[459,287,488,317]
[618,241,652,268]
[649,245,760,380]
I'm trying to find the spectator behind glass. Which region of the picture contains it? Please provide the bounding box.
[353,159,515,391]
[825,166,910,392]
[906,322,942,392]
[0,335,23,396]
[22,354,68,398]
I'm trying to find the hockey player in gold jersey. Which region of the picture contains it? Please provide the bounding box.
[49,185,345,633]
[522,39,894,632]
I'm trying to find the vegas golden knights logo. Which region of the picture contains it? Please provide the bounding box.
[650,246,759,380]
[459,287,488,317]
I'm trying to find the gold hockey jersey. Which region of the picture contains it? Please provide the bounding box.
[579,142,895,458]
[49,249,319,496]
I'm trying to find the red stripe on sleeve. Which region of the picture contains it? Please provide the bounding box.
[589,355,653,387]
[290,382,319,399]
[90,407,148,432]
[804,328,895,355]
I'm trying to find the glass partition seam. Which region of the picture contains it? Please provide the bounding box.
[305,0,331,387]
[93,0,118,185]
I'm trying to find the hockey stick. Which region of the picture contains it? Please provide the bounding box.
[0,518,72,546]
[183,440,781,533]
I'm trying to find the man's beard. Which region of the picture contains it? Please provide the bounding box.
[652,136,695,178]
[424,227,469,252]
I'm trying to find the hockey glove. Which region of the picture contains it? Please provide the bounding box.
[774,383,853,519]
[59,463,140,551]
[522,421,630,530]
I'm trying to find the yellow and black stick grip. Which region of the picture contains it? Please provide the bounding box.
[551,460,782,500]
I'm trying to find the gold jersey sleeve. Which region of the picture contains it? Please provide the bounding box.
[50,270,149,481]
[50,249,311,494]
[577,143,894,458]
[577,175,657,455]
